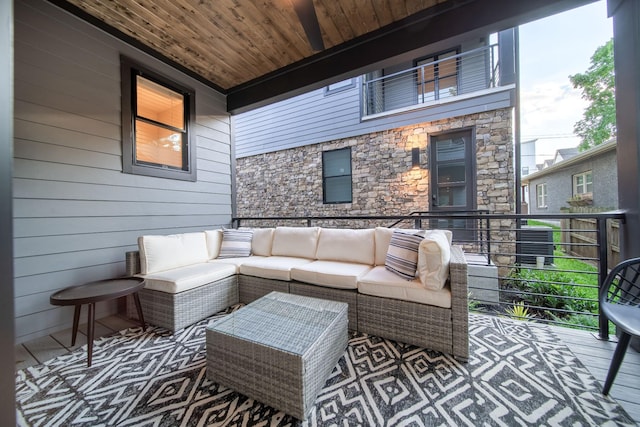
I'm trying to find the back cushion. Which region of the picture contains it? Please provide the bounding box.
[204,229,223,259]
[138,232,209,274]
[316,228,375,265]
[252,228,275,256]
[271,227,320,259]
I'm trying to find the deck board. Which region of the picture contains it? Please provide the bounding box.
[14,314,640,424]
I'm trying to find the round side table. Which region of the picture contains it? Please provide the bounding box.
[50,277,146,367]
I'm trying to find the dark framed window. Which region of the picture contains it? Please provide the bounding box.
[416,48,460,103]
[121,56,196,181]
[323,148,352,204]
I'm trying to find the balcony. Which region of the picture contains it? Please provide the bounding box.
[362,44,509,118]
[16,208,640,424]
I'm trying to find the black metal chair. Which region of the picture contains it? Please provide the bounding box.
[600,257,640,395]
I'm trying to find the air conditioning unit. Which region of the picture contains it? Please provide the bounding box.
[517,225,554,265]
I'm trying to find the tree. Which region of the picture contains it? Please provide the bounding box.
[569,38,616,151]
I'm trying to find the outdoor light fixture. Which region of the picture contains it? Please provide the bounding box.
[412,147,420,168]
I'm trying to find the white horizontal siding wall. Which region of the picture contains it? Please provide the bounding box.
[14,0,232,343]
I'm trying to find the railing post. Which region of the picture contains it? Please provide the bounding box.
[414,218,421,229]
[485,216,491,266]
[597,217,610,340]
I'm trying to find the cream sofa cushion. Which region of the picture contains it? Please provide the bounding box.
[252,228,274,256]
[271,227,320,259]
[316,228,375,265]
[239,256,314,281]
[141,262,236,294]
[139,232,209,274]
[204,230,223,259]
[209,256,267,273]
[417,230,453,290]
[358,266,451,308]
[291,261,372,289]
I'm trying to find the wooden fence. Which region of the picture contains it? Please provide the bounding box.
[560,215,620,270]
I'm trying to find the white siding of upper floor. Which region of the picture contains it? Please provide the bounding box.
[14,0,232,343]
[234,38,514,158]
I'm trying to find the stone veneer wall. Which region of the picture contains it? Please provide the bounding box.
[236,108,514,225]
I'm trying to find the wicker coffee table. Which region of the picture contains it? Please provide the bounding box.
[206,291,348,420]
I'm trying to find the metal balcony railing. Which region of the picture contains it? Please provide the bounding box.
[233,211,626,340]
[362,44,502,116]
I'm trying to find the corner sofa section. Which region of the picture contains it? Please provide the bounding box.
[125,226,469,360]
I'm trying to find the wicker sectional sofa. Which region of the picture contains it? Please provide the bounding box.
[125,226,469,361]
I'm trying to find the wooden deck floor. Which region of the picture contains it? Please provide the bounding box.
[15,314,640,424]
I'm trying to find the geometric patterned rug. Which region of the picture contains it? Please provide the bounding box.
[16,309,636,426]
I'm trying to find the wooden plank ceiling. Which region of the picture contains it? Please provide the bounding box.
[58,0,447,91]
[53,0,594,112]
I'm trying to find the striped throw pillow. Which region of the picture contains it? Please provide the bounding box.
[385,230,424,280]
[217,229,254,258]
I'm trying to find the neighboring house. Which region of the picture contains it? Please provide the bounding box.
[520,139,539,177]
[553,147,579,164]
[523,139,618,214]
[233,30,517,230]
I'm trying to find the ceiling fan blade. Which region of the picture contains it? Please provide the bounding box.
[292,0,325,51]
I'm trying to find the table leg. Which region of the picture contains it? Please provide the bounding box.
[71,305,81,346]
[133,292,146,330]
[87,302,95,367]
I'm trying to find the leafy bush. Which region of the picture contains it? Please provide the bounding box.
[503,267,598,320]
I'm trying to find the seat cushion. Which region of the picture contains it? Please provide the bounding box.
[209,256,267,273]
[239,256,314,281]
[271,227,320,259]
[358,266,451,308]
[291,260,372,289]
[140,262,237,294]
[138,232,209,274]
[316,228,375,265]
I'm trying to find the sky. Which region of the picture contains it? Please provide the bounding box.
[518,0,613,164]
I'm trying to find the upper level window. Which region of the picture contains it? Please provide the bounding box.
[416,48,459,103]
[121,56,196,181]
[323,148,352,204]
[325,78,356,95]
[573,171,593,196]
[536,183,548,208]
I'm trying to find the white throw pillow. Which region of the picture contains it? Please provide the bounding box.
[417,230,452,290]
[139,232,209,274]
[218,228,254,258]
[384,230,424,280]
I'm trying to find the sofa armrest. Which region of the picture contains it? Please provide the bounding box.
[449,245,469,361]
[126,251,141,276]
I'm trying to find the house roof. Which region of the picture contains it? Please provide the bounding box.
[522,138,617,184]
[50,0,593,113]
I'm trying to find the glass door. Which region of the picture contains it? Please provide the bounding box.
[430,130,476,242]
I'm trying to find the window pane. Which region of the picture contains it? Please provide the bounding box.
[438,163,465,183]
[436,138,465,161]
[438,185,466,207]
[323,149,351,177]
[135,120,184,169]
[325,176,352,203]
[136,76,184,130]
